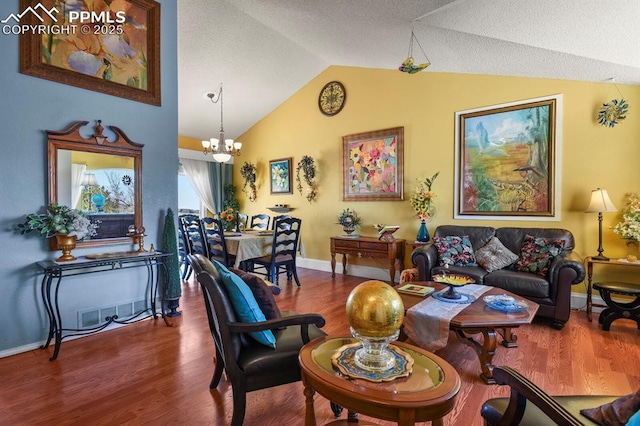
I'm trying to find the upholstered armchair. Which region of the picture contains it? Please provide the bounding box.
[481,366,630,425]
[188,254,326,426]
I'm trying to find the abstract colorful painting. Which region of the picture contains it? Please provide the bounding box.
[269,158,293,194]
[342,127,404,201]
[19,0,161,105]
[454,95,561,220]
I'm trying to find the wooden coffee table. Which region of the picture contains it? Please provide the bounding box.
[299,336,461,426]
[398,283,539,384]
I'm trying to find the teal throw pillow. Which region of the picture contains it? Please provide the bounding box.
[212,260,276,348]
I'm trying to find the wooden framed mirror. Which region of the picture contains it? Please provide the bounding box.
[48,120,143,249]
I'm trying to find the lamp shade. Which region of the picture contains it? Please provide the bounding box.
[585,188,617,213]
[81,173,98,187]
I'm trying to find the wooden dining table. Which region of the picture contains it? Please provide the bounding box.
[224,230,274,269]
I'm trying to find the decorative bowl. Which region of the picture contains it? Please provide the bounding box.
[483,295,529,312]
[432,273,475,286]
[432,273,475,300]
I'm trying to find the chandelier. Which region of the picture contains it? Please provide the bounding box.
[202,84,242,163]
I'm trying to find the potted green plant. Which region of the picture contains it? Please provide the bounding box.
[14,203,99,261]
[337,208,362,237]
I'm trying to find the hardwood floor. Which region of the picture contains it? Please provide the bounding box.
[1,268,639,425]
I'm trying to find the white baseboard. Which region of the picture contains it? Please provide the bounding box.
[0,341,45,359]
[571,292,604,313]
[297,257,400,282]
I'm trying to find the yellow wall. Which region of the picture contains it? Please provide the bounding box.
[180,66,640,287]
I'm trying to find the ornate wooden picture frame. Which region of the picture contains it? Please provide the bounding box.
[269,157,293,194]
[19,0,161,106]
[342,127,404,201]
[454,95,562,220]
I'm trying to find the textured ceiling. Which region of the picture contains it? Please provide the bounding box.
[177,0,640,141]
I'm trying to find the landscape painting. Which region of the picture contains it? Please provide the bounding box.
[454,95,561,220]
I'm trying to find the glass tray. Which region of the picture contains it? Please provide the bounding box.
[483,295,529,312]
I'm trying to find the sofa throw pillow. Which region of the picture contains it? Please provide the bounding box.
[433,235,477,267]
[212,260,276,348]
[475,237,519,272]
[580,388,640,426]
[230,268,282,320]
[515,234,565,277]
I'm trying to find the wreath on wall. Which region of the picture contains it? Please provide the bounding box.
[296,155,318,203]
[597,98,629,127]
[240,162,257,202]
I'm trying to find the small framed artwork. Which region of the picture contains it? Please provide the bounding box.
[342,127,404,201]
[269,158,293,194]
[19,0,161,106]
[454,94,562,220]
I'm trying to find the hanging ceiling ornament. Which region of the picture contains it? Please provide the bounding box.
[398,26,430,74]
[597,78,629,128]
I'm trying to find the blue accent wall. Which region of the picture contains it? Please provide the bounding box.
[0,0,178,355]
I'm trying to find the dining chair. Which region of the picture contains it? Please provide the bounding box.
[189,254,326,426]
[248,217,303,286]
[179,214,209,259]
[250,214,270,230]
[200,216,236,268]
[270,214,291,230]
[177,223,192,280]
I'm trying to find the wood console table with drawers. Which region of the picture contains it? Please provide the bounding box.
[330,236,405,284]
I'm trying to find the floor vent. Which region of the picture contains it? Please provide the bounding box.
[78,299,151,329]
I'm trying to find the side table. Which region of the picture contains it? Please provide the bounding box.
[36,252,172,360]
[330,236,405,284]
[299,336,460,426]
[584,256,640,321]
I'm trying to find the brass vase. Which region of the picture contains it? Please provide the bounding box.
[55,233,77,262]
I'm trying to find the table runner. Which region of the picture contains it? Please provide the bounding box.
[404,284,491,352]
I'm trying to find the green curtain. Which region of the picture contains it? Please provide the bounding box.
[209,162,233,214]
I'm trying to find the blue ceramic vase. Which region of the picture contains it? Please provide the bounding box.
[416,220,430,242]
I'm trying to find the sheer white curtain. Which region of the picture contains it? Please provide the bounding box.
[71,164,87,209]
[180,158,217,216]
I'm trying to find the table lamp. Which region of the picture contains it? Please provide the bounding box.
[585,188,617,260]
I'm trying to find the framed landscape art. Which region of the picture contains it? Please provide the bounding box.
[454,95,562,220]
[342,127,404,201]
[19,0,161,106]
[269,158,293,194]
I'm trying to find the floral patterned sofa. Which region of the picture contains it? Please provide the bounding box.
[411,225,586,329]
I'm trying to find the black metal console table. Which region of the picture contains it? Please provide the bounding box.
[36,252,172,360]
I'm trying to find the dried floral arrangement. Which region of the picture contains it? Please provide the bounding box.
[240,161,257,202]
[296,155,318,202]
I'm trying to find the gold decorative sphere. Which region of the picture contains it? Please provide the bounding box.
[346,280,404,338]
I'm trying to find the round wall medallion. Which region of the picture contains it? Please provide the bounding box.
[318,81,346,116]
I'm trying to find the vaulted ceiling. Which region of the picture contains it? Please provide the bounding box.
[177,0,640,141]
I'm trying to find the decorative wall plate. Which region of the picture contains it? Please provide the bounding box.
[318,81,346,116]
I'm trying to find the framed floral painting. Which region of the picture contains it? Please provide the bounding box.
[454,94,562,220]
[19,0,161,106]
[269,158,293,194]
[342,127,404,201]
